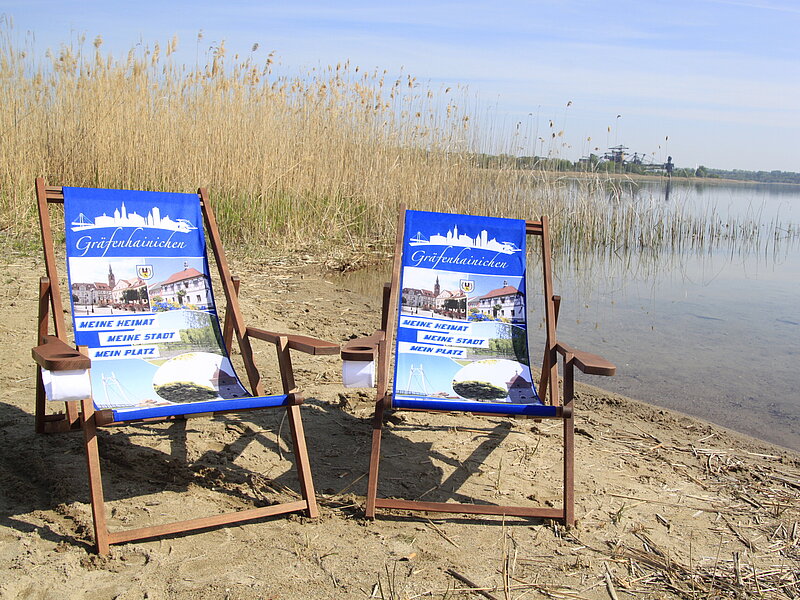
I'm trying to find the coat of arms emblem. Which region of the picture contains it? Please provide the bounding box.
[136,264,154,280]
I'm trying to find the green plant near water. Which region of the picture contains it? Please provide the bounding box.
[1,20,796,260]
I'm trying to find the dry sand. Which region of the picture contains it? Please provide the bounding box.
[1,247,799,599]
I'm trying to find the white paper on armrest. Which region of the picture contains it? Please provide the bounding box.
[342,360,375,388]
[41,368,92,402]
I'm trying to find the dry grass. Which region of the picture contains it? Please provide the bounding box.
[1,21,796,259]
[0,23,544,252]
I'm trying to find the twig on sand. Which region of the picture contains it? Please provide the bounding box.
[425,519,460,548]
[722,514,759,552]
[603,563,620,600]
[445,568,500,600]
[334,472,366,496]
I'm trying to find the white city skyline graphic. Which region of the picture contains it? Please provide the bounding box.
[409,224,521,254]
[71,201,197,233]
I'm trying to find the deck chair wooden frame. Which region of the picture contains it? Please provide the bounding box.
[31,178,339,554]
[342,206,615,525]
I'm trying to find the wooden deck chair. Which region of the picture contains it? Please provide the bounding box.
[31,179,339,554]
[342,207,615,525]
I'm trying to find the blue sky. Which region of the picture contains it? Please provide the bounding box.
[4,0,799,171]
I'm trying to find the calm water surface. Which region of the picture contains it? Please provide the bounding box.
[334,180,800,451]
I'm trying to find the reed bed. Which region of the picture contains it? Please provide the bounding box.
[1,22,797,261]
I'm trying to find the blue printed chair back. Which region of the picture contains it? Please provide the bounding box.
[342,206,616,525]
[63,187,270,421]
[32,180,338,554]
[392,210,557,417]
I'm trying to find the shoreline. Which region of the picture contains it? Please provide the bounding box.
[532,168,800,187]
[2,247,798,599]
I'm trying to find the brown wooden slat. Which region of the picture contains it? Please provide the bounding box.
[365,399,387,519]
[32,335,91,370]
[341,332,383,361]
[538,295,561,401]
[563,359,576,527]
[285,404,318,518]
[374,498,564,519]
[540,216,561,406]
[107,501,309,545]
[36,179,67,339]
[44,185,65,201]
[246,327,340,355]
[42,419,78,433]
[556,342,616,376]
[35,277,51,434]
[380,282,392,332]
[223,276,241,354]
[275,336,297,394]
[37,277,51,345]
[82,396,110,555]
[525,220,544,235]
[376,206,406,404]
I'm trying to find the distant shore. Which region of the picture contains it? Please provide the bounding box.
[537,169,800,186]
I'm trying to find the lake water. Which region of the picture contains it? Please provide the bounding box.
[333,179,800,451]
[554,180,800,451]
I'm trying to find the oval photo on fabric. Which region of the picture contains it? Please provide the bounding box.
[451,359,533,403]
[152,351,230,403]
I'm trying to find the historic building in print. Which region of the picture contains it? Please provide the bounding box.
[468,282,525,322]
[157,264,212,309]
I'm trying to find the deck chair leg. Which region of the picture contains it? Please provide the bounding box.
[66,400,80,428]
[81,398,110,555]
[563,413,575,527]
[34,368,46,434]
[36,277,50,434]
[563,360,575,528]
[285,404,319,518]
[365,399,386,519]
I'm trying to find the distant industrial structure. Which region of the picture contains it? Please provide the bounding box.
[581,146,674,175]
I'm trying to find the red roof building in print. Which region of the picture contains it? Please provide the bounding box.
[154,264,212,309]
[468,281,525,322]
[161,267,204,285]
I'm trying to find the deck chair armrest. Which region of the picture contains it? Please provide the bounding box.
[341,331,386,361]
[555,341,616,376]
[32,335,91,371]
[245,327,340,355]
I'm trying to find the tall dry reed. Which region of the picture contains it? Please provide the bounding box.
[1,22,796,261]
[0,24,548,251]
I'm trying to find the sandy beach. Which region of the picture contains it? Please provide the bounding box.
[2,247,799,599]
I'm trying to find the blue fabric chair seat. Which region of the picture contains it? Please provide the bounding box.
[392,397,557,417]
[111,394,292,422]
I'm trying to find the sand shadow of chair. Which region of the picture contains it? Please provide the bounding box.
[31,180,339,554]
[295,396,510,497]
[293,394,573,528]
[342,207,616,525]
[1,398,335,551]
